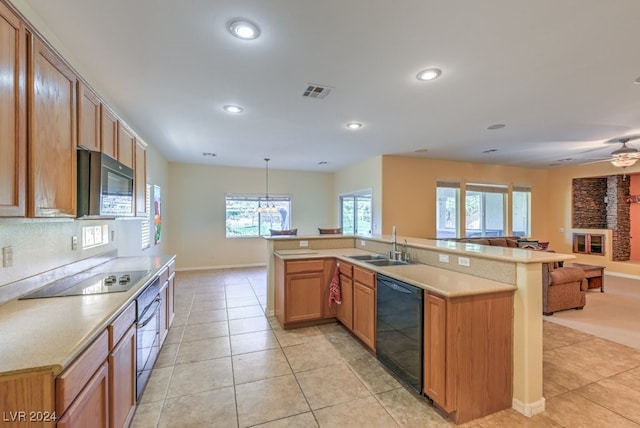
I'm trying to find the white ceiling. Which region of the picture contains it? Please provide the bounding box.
[22,0,640,172]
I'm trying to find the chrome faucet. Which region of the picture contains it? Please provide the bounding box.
[391,226,401,260]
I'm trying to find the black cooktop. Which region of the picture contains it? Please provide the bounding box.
[20,270,151,299]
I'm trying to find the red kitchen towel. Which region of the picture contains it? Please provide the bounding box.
[328,263,342,307]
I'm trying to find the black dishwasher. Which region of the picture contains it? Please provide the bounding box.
[376,274,424,393]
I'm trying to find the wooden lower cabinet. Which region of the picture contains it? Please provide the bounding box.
[351,266,376,350]
[168,272,176,326]
[336,273,353,330]
[285,271,323,323]
[423,291,514,424]
[423,293,447,408]
[56,363,109,428]
[108,325,136,428]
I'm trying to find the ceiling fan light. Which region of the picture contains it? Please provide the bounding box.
[611,158,637,168]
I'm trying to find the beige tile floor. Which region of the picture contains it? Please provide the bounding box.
[130,268,640,428]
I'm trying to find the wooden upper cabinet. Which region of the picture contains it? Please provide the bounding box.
[101,105,118,159]
[0,3,27,217]
[135,139,147,217]
[29,35,77,217]
[117,122,135,168]
[77,81,101,151]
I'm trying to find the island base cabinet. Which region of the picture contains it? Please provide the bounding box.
[56,363,109,428]
[352,281,375,351]
[336,274,353,330]
[424,291,514,424]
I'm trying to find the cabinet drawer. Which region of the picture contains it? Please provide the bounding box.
[56,329,109,414]
[285,259,324,274]
[338,262,353,278]
[354,267,375,289]
[108,301,135,349]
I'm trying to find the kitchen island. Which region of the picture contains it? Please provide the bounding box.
[266,234,574,423]
[0,253,176,428]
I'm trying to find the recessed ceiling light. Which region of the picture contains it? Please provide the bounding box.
[228,19,260,40]
[416,68,442,81]
[346,122,362,130]
[487,124,506,130]
[634,77,640,85]
[223,105,243,113]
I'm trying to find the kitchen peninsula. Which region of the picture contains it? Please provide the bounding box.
[266,233,574,423]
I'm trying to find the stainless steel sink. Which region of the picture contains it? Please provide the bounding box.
[347,254,388,261]
[365,259,409,266]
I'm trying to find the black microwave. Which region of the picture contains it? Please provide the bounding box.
[77,150,135,218]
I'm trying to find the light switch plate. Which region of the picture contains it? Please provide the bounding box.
[438,254,449,263]
[458,256,470,267]
[72,236,78,250]
[2,246,13,268]
[299,240,309,247]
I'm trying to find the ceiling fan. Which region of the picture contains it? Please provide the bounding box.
[581,136,640,168]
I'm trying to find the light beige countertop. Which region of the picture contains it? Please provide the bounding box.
[275,248,516,297]
[0,255,175,377]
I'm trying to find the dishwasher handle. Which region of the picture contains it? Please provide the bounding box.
[377,275,422,297]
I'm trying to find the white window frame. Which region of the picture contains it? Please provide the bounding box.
[436,181,460,238]
[225,194,292,238]
[340,189,372,236]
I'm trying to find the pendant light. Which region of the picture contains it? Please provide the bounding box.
[257,158,278,213]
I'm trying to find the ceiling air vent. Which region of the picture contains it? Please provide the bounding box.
[302,84,332,99]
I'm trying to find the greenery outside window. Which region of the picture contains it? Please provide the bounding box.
[465,183,507,237]
[512,186,531,238]
[226,194,291,237]
[340,191,372,236]
[436,181,460,238]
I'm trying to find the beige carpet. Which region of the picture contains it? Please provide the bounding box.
[543,273,640,350]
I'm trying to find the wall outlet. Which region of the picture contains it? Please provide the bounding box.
[361,240,366,246]
[2,246,14,268]
[299,240,309,247]
[458,256,470,267]
[438,254,449,263]
[71,236,78,250]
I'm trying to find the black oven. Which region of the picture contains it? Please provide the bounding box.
[136,278,161,399]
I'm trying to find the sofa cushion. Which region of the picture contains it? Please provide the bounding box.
[506,239,519,248]
[473,238,491,245]
[549,267,585,285]
[488,238,508,247]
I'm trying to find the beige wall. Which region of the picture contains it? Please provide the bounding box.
[547,161,640,276]
[381,156,551,239]
[166,163,334,270]
[333,156,383,234]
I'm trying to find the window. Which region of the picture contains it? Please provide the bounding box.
[465,183,507,237]
[512,186,531,238]
[225,194,291,237]
[436,181,460,238]
[340,191,372,236]
[141,183,151,250]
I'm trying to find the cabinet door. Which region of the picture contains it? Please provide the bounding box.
[117,122,135,168]
[353,281,375,350]
[56,363,109,428]
[135,140,147,216]
[168,272,176,326]
[0,3,26,217]
[159,282,168,346]
[100,105,118,159]
[424,293,448,409]
[285,272,323,323]
[29,36,77,217]
[336,274,353,330]
[323,259,338,319]
[77,81,101,151]
[108,325,136,428]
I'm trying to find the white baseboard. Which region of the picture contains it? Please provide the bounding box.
[175,263,267,272]
[512,397,545,417]
[605,271,640,280]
